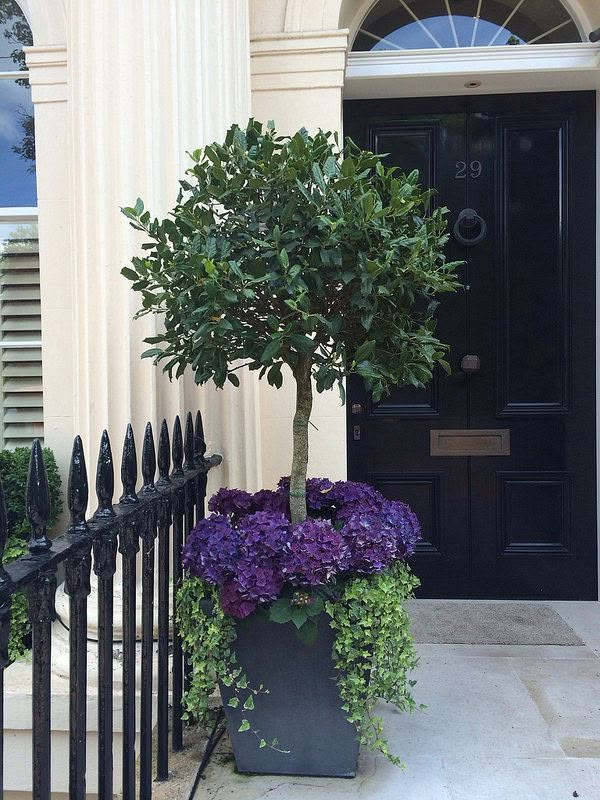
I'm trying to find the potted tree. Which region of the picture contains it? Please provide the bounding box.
[122,120,459,776]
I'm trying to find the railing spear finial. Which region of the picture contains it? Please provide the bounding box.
[157,419,171,486]
[68,435,89,534]
[27,439,52,553]
[172,415,184,477]
[120,423,139,504]
[95,429,116,518]
[183,412,194,471]
[141,422,157,494]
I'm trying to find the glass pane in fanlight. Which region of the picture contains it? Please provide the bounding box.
[0,0,32,71]
[0,78,37,207]
[352,0,582,51]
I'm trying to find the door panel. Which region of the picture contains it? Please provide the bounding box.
[344,92,597,600]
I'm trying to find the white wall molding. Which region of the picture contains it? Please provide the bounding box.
[346,42,600,98]
[16,0,67,47]
[24,44,67,104]
[251,29,348,91]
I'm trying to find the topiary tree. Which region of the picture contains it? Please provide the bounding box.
[122,120,459,523]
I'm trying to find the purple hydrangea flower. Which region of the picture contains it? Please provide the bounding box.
[219,579,258,619]
[238,511,290,559]
[184,482,422,620]
[331,480,386,522]
[251,489,290,517]
[342,512,397,574]
[208,487,254,519]
[281,518,350,586]
[379,500,422,559]
[219,557,283,619]
[182,514,239,584]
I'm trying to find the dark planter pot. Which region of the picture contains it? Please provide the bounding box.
[220,611,359,777]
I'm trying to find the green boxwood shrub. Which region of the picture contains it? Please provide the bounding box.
[1,447,62,661]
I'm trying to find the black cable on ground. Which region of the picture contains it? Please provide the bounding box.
[186,708,227,800]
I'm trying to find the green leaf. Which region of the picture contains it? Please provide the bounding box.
[238,720,250,732]
[291,606,309,629]
[227,697,240,708]
[259,738,267,748]
[297,620,318,646]
[227,373,240,387]
[243,695,255,710]
[260,339,281,363]
[267,363,283,389]
[269,598,294,624]
[121,267,139,281]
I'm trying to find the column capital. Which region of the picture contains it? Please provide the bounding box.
[250,29,349,92]
[24,44,67,104]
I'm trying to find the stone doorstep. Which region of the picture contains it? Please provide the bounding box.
[4,622,160,796]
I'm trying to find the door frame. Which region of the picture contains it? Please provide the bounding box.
[343,47,600,596]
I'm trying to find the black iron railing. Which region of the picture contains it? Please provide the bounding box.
[0,411,221,800]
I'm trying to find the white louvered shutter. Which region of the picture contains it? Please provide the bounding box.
[0,217,43,448]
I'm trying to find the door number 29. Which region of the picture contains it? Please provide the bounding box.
[455,160,483,179]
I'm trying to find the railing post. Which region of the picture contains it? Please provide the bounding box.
[140,423,158,799]
[156,419,171,780]
[0,597,9,800]
[65,435,92,800]
[28,572,56,800]
[0,477,10,800]
[119,424,139,800]
[93,429,117,800]
[26,440,55,800]
[171,415,185,752]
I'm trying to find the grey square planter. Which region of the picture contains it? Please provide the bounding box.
[220,611,360,777]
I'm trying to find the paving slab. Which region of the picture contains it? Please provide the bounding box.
[384,656,563,759]
[199,754,452,800]
[509,657,600,757]
[195,602,600,800]
[443,757,600,800]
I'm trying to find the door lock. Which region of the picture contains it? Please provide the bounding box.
[460,354,481,373]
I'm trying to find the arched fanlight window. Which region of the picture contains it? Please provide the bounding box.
[352,0,582,51]
[0,1,42,448]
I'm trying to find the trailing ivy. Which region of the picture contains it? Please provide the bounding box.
[177,563,421,765]
[326,562,420,766]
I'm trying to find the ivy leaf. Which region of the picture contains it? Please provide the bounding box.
[243,695,255,710]
[238,720,250,732]
[227,697,239,708]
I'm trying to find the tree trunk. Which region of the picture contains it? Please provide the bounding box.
[289,356,313,524]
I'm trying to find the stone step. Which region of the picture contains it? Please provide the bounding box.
[4,619,159,799]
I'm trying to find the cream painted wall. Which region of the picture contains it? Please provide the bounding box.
[250,27,349,486]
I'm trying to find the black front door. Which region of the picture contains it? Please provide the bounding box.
[345,92,597,600]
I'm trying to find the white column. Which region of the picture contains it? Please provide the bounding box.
[65,0,260,493]
[26,1,260,646]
